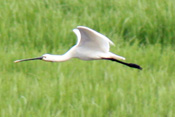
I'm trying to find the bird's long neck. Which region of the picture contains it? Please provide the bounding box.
[47,47,76,62]
[49,53,72,62]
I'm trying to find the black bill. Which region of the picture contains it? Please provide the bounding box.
[14,56,43,63]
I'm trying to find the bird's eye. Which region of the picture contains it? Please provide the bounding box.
[43,56,46,58]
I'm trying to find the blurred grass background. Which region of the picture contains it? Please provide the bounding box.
[0,0,175,116]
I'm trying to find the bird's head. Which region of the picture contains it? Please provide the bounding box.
[14,54,53,63]
[42,54,54,62]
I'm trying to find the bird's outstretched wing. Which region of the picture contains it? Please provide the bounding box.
[73,26,114,53]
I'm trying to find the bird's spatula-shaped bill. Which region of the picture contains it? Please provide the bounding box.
[14,56,43,63]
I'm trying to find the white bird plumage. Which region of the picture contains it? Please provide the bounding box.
[14,26,142,70]
[71,26,125,61]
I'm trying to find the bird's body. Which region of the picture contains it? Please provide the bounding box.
[15,26,142,70]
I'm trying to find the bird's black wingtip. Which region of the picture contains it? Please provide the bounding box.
[138,66,143,70]
[128,63,142,70]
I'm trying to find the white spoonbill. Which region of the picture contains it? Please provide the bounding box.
[14,26,142,70]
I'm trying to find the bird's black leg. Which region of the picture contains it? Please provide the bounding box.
[102,58,142,70]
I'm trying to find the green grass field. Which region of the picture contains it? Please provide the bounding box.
[1,0,175,116]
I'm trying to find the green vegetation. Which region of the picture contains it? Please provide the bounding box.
[0,0,175,116]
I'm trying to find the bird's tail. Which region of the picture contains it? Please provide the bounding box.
[109,52,125,60]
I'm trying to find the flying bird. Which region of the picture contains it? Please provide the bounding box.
[14,26,142,70]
